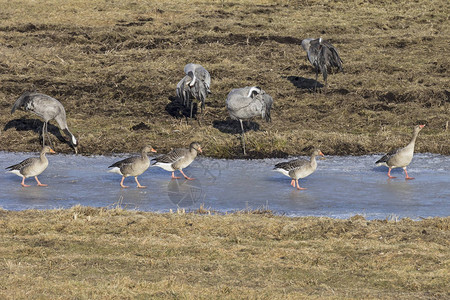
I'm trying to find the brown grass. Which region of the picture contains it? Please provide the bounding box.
[0,0,449,158]
[0,206,448,299]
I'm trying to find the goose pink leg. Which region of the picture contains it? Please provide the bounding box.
[295,180,307,190]
[180,170,194,180]
[120,176,129,188]
[387,168,396,179]
[404,168,414,180]
[171,172,181,179]
[35,176,47,187]
[21,177,31,187]
[135,176,146,188]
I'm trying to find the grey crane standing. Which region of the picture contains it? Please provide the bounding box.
[11,92,78,153]
[301,37,343,93]
[226,86,273,155]
[176,63,211,120]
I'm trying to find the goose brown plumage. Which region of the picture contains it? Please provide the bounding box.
[376,125,425,179]
[152,142,202,180]
[6,146,55,187]
[274,149,324,190]
[108,145,157,188]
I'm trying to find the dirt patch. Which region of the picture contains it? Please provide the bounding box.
[196,34,302,46]
[0,0,448,157]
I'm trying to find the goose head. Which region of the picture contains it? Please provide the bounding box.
[189,142,202,154]
[42,145,56,154]
[312,149,324,157]
[143,145,157,153]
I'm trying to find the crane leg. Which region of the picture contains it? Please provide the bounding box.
[240,119,246,155]
[44,122,54,149]
[190,100,194,119]
[41,122,46,146]
[314,69,319,93]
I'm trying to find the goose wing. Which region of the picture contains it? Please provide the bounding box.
[152,148,187,165]
[274,158,309,172]
[109,156,138,169]
[375,148,401,165]
[6,157,38,171]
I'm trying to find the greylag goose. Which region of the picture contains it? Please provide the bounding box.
[11,92,78,153]
[274,149,324,190]
[108,145,157,188]
[301,38,343,93]
[376,124,425,179]
[176,63,211,119]
[152,142,202,180]
[226,86,273,155]
[6,145,55,187]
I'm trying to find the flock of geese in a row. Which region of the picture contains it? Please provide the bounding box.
[6,123,425,190]
[5,38,425,189]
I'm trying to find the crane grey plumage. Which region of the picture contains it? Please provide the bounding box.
[226,86,273,155]
[301,37,343,93]
[11,92,78,153]
[176,63,211,119]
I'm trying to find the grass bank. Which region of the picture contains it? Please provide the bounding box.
[0,207,448,299]
[0,0,448,158]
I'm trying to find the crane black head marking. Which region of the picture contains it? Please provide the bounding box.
[247,86,262,98]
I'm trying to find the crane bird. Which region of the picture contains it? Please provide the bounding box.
[11,92,78,153]
[176,63,211,120]
[226,86,273,155]
[375,125,425,179]
[301,37,343,93]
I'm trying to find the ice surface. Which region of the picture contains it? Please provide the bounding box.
[1,152,449,219]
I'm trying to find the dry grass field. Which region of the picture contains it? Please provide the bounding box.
[0,0,448,157]
[0,1,449,298]
[0,207,449,299]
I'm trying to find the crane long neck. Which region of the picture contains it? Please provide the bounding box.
[63,128,77,146]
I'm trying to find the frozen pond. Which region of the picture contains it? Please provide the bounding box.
[1,152,449,219]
